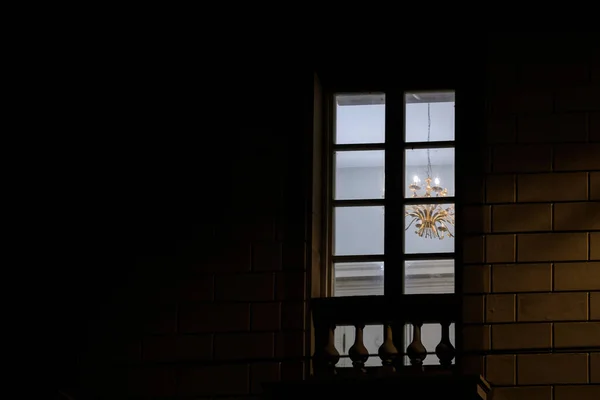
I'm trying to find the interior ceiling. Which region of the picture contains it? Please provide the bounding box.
[335,98,455,168]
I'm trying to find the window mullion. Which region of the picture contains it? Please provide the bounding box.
[383,89,405,296]
[382,89,406,360]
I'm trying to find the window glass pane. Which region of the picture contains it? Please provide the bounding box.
[404,203,454,254]
[404,260,454,294]
[403,323,456,366]
[405,148,454,198]
[335,93,385,144]
[334,206,384,256]
[405,91,455,143]
[334,262,384,297]
[335,150,385,200]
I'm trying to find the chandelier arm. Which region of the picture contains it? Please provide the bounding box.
[405,209,421,217]
[424,207,432,220]
[438,219,454,229]
[438,221,455,238]
[406,217,418,231]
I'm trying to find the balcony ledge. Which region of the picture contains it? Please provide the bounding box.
[263,373,491,400]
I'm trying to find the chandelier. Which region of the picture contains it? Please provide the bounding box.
[405,103,455,240]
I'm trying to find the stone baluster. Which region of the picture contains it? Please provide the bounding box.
[435,320,455,367]
[406,321,427,370]
[377,324,398,374]
[348,324,369,374]
[313,324,340,377]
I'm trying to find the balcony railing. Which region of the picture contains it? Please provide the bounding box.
[263,294,491,400]
[311,294,459,377]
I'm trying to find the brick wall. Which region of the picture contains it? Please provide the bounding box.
[70,68,317,399]
[460,34,600,400]
[69,37,600,399]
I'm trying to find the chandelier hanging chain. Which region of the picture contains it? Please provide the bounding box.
[426,102,432,178]
[405,101,455,240]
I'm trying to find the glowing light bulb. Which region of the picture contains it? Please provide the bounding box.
[413,175,420,183]
[434,177,440,185]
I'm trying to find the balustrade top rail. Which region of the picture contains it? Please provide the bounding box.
[311,294,460,327]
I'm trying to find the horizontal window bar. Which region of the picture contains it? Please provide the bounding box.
[333,142,456,151]
[403,196,455,205]
[333,254,455,263]
[333,143,386,151]
[404,253,455,261]
[333,199,385,207]
[333,198,456,206]
[404,141,455,149]
[332,255,385,264]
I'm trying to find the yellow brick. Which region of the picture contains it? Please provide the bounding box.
[491,323,551,350]
[463,265,490,293]
[554,262,600,291]
[592,111,600,141]
[519,113,586,142]
[554,143,600,171]
[592,292,600,320]
[592,172,600,200]
[486,174,515,204]
[493,144,552,173]
[517,172,587,202]
[492,386,552,400]
[460,355,484,375]
[462,176,485,204]
[517,293,588,321]
[554,385,600,400]
[463,295,485,323]
[486,355,515,385]
[592,233,600,260]
[517,353,588,384]
[556,86,600,112]
[492,204,551,233]
[554,322,600,348]
[517,233,588,262]
[462,325,490,351]
[592,353,600,383]
[486,294,515,323]
[554,202,600,231]
[486,234,515,263]
[487,116,516,143]
[492,264,552,293]
[462,205,491,233]
[463,236,485,264]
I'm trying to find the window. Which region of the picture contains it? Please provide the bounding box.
[327,91,457,367]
